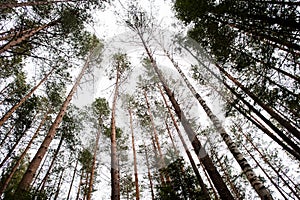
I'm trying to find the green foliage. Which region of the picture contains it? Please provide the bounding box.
[91,97,110,122]
[103,126,122,139]
[156,157,207,200]
[0,155,30,199]
[59,105,82,151]
[79,148,93,172]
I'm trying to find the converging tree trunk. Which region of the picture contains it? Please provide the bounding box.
[0,68,55,127]
[15,51,93,197]
[129,108,140,200]
[162,49,273,199]
[158,85,210,199]
[128,18,234,199]
[0,111,49,196]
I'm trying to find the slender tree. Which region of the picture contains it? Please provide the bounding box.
[129,108,140,200]
[160,47,272,199]
[110,53,130,200]
[126,13,234,199]
[14,37,100,197]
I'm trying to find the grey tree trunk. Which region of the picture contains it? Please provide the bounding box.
[163,50,273,199]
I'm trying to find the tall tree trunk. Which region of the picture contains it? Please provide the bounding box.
[53,169,65,200]
[163,50,273,199]
[144,90,166,170]
[214,62,300,140]
[15,51,92,196]
[38,135,64,192]
[199,162,220,200]
[75,169,84,200]
[87,124,102,200]
[159,85,210,199]
[129,108,140,200]
[0,111,48,196]
[164,121,179,155]
[211,148,242,199]
[0,68,55,127]
[238,125,300,199]
[0,113,37,169]
[111,68,120,200]
[235,104,300,160]
[182,45,300,158]
[30,151,49,190]
[144,142,155,200]
[0,21,58,55]
[0,125,14,148]
[135,28,234,199]
[66,158,79,200]
[240,142,288,200]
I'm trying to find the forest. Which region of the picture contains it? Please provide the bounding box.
[0,0,299,199]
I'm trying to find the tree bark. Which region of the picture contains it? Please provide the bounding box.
[164,121,179,155]
[181,45,300,158]
[239,125,300,199]
[240,143,288,200]
[0,113,37,169]
[215,62,300,140]
[111,67,120,200]
[75,169,84,200]
[129,108,140,200]
[15,51,92,196]
[87,124,101,200]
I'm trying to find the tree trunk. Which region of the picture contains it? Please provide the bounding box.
[0,21,58,55]
[164,121,179,155]
[66,158,78,200]
[38,134,64,192]
[15,51,92,196]
[144,142,155,200]
[0,111,48,196]
[53,169,65,200]
[87,124,101,200]
[240,142,288,200]
[211,148,242,199]
[0,125,14,148]
[199,162,220,200]
[181,45,300,158]
[111,68,120,200]
[235,104,300,160]
[144,90,166,170]
[239,125,300,199]
[135,28,234,199]
[163,50,273,199]
[214,62,300,140]
[159,85,210,199]
[129,108,140,200]
[0,113,37,169]
[0,68,55,127]
[75,169,84,200]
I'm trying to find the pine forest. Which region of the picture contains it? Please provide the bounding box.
[0,0,299,199]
